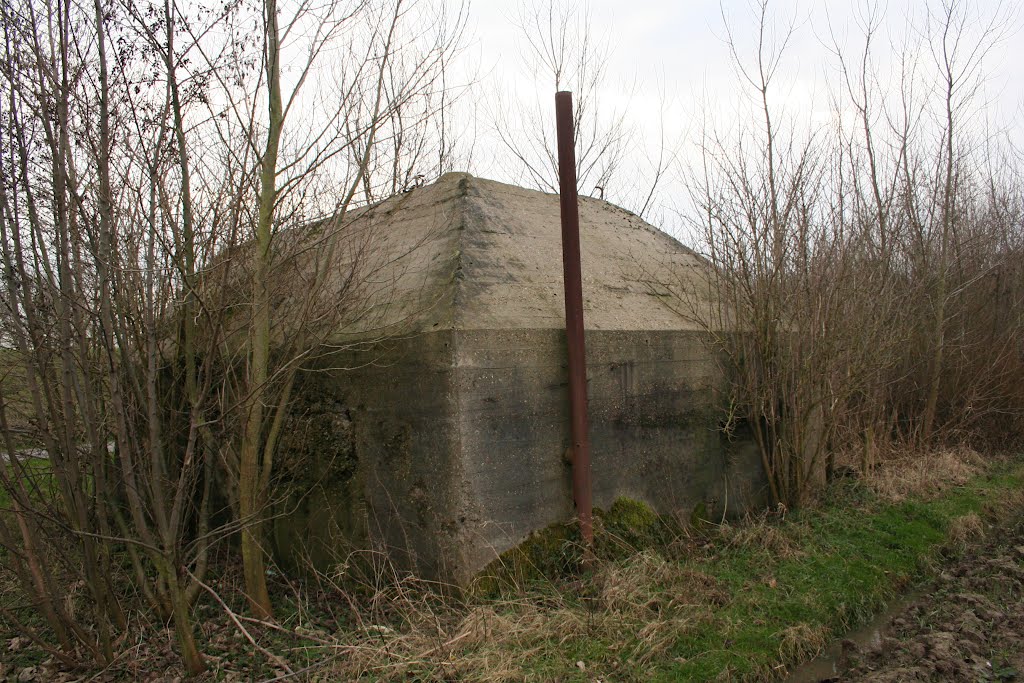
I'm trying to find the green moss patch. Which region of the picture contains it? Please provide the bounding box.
[473,497,680,595]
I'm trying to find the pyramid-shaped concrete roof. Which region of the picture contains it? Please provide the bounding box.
[326,172,713,339]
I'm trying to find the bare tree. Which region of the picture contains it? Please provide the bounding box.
[674,0,1023,506]
[490,0,673,218]
[0,0,468,670]
[201,0,469,620]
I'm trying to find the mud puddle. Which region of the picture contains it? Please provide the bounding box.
[785,593,920,683]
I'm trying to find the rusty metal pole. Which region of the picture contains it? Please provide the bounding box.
[554,91,593,545]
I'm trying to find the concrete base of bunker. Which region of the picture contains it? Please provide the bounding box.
[269,173,769,584]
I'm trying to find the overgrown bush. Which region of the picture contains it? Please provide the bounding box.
[675,0,1023,507]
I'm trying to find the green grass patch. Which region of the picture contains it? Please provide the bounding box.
[458,461,1024,682]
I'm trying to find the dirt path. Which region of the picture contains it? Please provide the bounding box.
[794,514,1024,682]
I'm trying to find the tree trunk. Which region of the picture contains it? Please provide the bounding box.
[238,0,283,620]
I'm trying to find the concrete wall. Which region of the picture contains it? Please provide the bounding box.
[452,328,768,578]
[273,328,768,583]
[272,330,467,579]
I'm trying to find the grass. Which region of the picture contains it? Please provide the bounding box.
[2,450,1019,681]
[0,457,54,510]
[311,452,1024,681]
[634,466,1020,681]
[659,493,959,680]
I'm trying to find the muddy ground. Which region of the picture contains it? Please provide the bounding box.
[804,515,1024,682]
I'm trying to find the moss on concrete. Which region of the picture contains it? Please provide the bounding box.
[604,496,659,530]
[472,497,680,595]
[271,374,366,574]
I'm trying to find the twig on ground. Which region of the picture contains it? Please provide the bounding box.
[187,570,294,676]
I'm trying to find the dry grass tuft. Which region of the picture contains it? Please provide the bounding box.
[980,487,1024,524]
[316,571,599,681]
[946,513,986,554]
[585,552,720,667]
[866,446,984,502]
[442,603,590,681]
[595,550,725,615]
[776,622,828,662]
[631,612,705,666]
[312,546,728,681]
[597,550,674,612]
[719,518,804,559]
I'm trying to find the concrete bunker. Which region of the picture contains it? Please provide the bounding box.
[271,172,767,583]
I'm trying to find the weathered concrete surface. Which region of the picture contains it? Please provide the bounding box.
[272,173,767,582]
[315,172,713,339]
[272,330,465,579]
[450,328,763,579]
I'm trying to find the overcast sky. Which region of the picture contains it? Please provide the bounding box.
[457,0,1023,233]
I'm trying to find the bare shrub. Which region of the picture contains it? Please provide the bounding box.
[0,0,468,670]
[675,0,1022,508]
